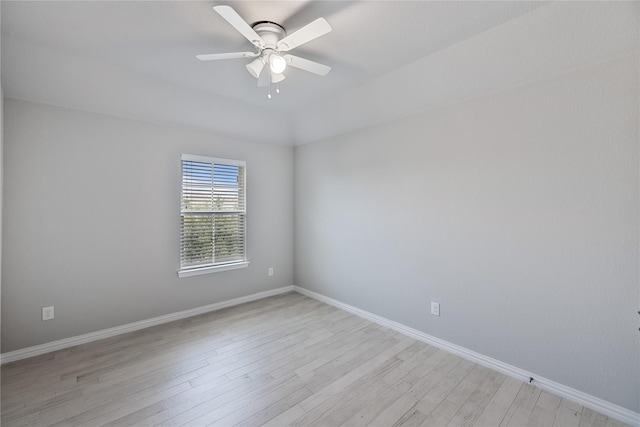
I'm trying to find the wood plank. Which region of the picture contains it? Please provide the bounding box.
[473,402,511,427]
[368,395,421,427]
[526,405,556,427]
[289,337,414,425]
[447,369,506,426]
[107,371,268,426]
[580,407,609,427]
[393,407,428,426]
[553,405,581,427]
[0,293,628,427]
[500,383,542,426]
[339,380,413,427]
[413,358,476,415]
[259,403,306,427]
[493,376,524,409]
[537,390,562,413]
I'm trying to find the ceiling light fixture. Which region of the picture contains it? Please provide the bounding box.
[196,6,332,99]
[245,58,264,78]
[269,54,287,74]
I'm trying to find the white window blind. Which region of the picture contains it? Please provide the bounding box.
[180,154,246,276]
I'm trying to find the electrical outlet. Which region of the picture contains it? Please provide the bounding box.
[430,302,440,316]
[268,267,274,276]
[42,306,54,321]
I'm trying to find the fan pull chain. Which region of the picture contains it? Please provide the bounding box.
[276,83,280,94]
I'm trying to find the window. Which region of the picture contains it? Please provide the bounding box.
[179,154,248,277]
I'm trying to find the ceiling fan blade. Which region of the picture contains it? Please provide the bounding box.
[196,52,258,61]
[213,5,265,49]
[283,54,331,76]
[276,18,332,52]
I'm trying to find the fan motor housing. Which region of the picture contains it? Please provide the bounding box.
[252,21,286,48]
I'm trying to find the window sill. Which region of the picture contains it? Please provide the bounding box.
[178,261,249,278]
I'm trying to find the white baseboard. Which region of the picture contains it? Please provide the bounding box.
[0,285,294,365]
[293,286,640,427]
[2,284,637,426]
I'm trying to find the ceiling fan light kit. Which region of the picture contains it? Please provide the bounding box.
[269,54,287,74]
[197,5,332,99]
[245,58,264,78]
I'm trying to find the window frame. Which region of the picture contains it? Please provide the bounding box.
[178,154,249,278]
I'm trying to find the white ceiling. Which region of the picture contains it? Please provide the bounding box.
[2,1,638,145]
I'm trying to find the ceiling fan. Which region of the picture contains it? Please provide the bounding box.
[197,5,332,98]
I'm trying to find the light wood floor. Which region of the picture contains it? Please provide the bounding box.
[1,292,628,427]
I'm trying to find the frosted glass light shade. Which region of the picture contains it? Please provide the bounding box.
[245,58,264,78]
[269,54,287,74]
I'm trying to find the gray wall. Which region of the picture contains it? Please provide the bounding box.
[294,55,639,412]
[2,98,294,352]
[1,88,3,354]
[1,8,4,352]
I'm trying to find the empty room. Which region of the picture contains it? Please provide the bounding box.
[1,1,639,426]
